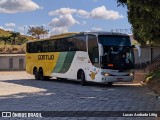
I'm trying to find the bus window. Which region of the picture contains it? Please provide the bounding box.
[68,35,87,51]
[88,35,99,67]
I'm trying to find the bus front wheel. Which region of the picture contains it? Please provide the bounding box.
[81,71,86,86]
[107,82,113,86]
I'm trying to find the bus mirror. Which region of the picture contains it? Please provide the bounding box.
[99,44,103,56]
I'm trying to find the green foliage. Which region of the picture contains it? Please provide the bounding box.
[27,26,49,39]
[0,29,31,45]
[10,31,20,45]
[117,0,160,46]
[147,69,160,80]
[0,36,11,45]
[117,0,127,6]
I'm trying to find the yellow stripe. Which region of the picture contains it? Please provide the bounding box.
[26,52,60,76]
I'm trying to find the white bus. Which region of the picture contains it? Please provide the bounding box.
[26,32,135,85]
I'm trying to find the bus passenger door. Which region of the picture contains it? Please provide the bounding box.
[87,34,100,81]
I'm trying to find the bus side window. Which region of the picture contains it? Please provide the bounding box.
[68,38,77,51]
[88,35,99,67]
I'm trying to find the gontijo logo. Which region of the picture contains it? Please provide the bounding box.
[38,55,54,60]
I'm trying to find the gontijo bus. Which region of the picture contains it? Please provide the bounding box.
[26,32,135,85]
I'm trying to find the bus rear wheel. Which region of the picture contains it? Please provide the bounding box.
[39,68,44,80]
[81,71,86,86]
[34,69,40,80]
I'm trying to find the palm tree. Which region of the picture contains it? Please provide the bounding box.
[10,31,20,45]
[0,36,11,45]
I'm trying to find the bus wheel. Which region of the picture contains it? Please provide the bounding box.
[39,68,44,80]
[81,71,86,86]
[34,69,40,80]
[108,82,113,86]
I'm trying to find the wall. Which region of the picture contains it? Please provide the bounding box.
[0,54,25,71]
[134,46,160,65]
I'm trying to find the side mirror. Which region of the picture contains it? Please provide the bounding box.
[99,44,103,56]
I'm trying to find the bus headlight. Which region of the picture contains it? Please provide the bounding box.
[105,73,110,76]
[129,73,134,76]
[101,72,110,76]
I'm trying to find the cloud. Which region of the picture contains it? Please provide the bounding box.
[48,6,123,35]
[0,26,4,29]
[5,23,16,27]
[0,0,41,13]
[90,27,103,31]
[90,6,124,20]
[77,10,89,17]
[48,14,79,28]
[49,6,124,20]
[0,26,13,31]
[50,27,68,35]
[49,8,77,16]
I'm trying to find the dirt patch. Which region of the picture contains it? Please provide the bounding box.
[144,69,160,95]
[146,79,160,95]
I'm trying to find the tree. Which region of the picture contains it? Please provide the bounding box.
[16,36,28,45]
[0,36,11,45]
[117,0,160,46]
[10,31,20,45]
[27,26,49,39]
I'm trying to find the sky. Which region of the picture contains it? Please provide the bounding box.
[0,0,131,36]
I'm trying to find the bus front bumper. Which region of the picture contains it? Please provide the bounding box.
[101,76,134,83]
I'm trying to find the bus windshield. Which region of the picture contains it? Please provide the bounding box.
[98,35,134,70]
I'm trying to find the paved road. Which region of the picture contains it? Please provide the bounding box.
[0,72,160,120]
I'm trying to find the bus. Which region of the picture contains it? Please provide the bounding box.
[26,32,135,86]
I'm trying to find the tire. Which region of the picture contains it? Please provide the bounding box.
[34,69,40,80]
[108,82,113,86]
[39,69,44,80]
[81,71,86,86]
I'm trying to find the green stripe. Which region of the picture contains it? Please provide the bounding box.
[53,52,68,73]
[53,51,76,73]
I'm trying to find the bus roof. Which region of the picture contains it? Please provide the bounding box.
[83,31,129,36]
[27,32,80,43]
[27,31,129,43]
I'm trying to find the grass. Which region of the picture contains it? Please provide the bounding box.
[145,69,160,95]
[0,29,11,37]
[0,28,35,54]
[0,44,26,54]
